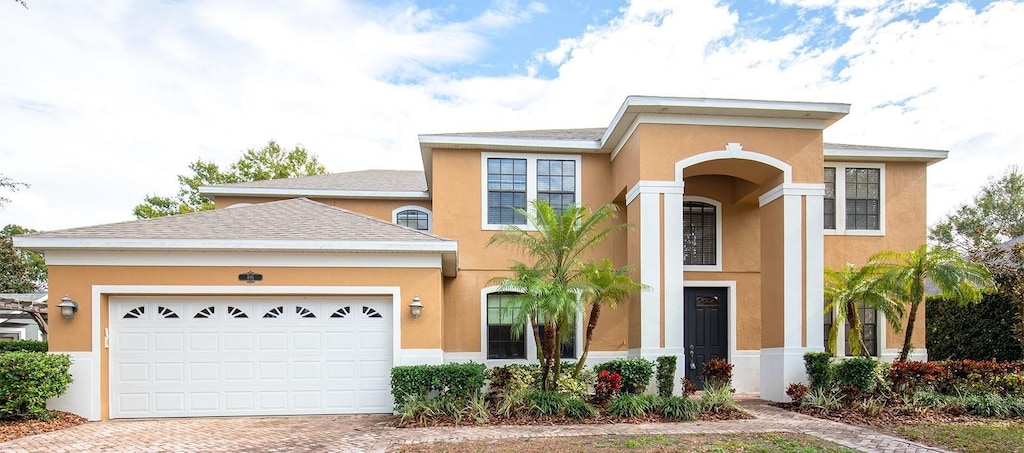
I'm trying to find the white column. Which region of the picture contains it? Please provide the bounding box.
[758,183,825,401]
[639,191,661,357]
[663,191,684,355]
[805,191,825,352]
[626,181,684,361]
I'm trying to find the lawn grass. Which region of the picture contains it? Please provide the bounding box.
[394,432,855,452]
[892,422,1024,453]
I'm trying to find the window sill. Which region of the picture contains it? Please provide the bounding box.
[684,265,722,272]
[824,229,885,237]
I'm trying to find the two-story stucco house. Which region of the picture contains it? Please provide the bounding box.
[16,96,946,421]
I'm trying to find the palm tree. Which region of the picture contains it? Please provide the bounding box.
[871,244,995,361]
[573,259,647,379]
[488,200,631,390]
[824,263,905,357]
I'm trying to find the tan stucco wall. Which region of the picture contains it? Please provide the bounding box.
[48,265,443,352]
[634,124,824,184]
[214,196,431,224]
[760,198,786,349]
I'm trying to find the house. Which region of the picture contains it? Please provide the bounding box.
[0,292,47,341]
[14,96,946,421]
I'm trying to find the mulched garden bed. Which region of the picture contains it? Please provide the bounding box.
[772,402,985,427]
[392,407,751,428]
[0,411,88,443]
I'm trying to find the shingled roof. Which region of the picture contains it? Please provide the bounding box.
[204,170,427,192]
[425,128,606,141]
[18,198,447,243]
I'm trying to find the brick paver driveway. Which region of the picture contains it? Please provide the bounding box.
[0,399,953,453]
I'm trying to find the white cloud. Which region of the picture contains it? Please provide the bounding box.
[1,0,1021,232]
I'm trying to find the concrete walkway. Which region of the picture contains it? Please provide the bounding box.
[0,399,953,453]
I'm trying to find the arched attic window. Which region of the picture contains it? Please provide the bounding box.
[392,206,432,232]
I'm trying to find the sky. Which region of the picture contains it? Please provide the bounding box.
[1,0,1022,232]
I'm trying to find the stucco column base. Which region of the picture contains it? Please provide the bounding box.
[759,347,813,402]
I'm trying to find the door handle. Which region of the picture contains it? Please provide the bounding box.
[688,344,696,369]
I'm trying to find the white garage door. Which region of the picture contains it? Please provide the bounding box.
[109,296,393,419]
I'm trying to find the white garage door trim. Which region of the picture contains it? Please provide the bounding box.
[110,296,393,418]
[60,285,409,421]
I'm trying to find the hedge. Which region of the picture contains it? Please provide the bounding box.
[0,340,47,353]
[927,293,1022,361]
[390,362,487,409]
[0,352,73,420]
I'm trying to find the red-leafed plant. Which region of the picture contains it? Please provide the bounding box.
[702,358,734,387]
[594,370,622,406]
[888,360,946,395]
[785,383,810,405]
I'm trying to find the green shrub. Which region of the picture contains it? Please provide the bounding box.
[525,389,567,417]
[911,390,957,408]
[1004,396,1024,418]
[595,358,653,394]
[927,293,1022,362]
[0,352,73,420]
[0,340,47,353]
[608,394,648,418]
[397,395,439,425]
[555,373,588,400]
[962,392,1011,418]
[655,355,677,398]
[833,357,877,393]
[804,387,844,414]
[661,396,699,420]
[488,364,536,399]
[699,382,738,413]
[563,398,598,419]
[803,352,833,389]
[390,362,487,409]
[637,394,664,412]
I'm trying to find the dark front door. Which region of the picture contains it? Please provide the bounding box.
[684,287,728,389]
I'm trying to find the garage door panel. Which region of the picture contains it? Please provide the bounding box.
[110,297,393,418]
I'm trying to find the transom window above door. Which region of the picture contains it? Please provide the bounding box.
[683,197,722,271]
[482,153,582,230]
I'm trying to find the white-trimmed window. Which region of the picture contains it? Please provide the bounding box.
[824,304,881,357]
[481,287,581,362]
[824,163,885,235]
[683,196,722,272]
[392,206,432,232]
[481,153,582,230]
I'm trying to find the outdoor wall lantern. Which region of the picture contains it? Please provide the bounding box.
[409,296,423,318]
[58,295,79,320]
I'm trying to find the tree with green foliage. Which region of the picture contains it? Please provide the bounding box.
[133,141,327,218]
[488,201,634,391]
[824,263,905,357]
[872,244,995,361]
[574,258,646,378]
[0,225,45,290]
[930,166,1024,255]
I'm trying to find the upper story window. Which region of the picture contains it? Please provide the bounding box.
[537,159,576,214]
[392,206,432,232]
[487,158,527,225]
[683,197,722,271]
[824,163,885,235]
[482,153,582,230]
